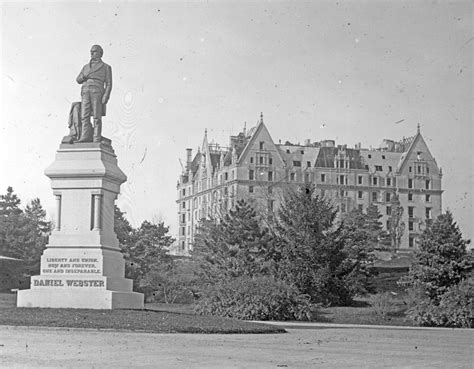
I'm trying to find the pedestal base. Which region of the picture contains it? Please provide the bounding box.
[17,289,143,309]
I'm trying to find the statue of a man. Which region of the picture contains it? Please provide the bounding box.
[76,45,112,143]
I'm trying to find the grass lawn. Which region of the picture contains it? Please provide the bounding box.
[0,294,284,334]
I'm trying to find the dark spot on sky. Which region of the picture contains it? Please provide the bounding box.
[347,22,351,26]
[114,13,117,16]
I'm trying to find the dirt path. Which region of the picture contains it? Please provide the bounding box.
[0,325,472,368]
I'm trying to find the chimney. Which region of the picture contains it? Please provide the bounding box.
[186,148,192,170]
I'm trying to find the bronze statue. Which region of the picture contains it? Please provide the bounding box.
[75,45,112,143]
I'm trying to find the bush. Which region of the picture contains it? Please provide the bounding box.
[369,292,396,319]
[195,276,313,321]
[405,280,473,328]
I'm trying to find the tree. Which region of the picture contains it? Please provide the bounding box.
[124,220,174,295]
[192,199,274,282]
[387,195,405,254]
[401,211,473,327]
[275,185,372,305]
[365,204,387,248]
[0,189,51,289]
[403,211,470,300]
[114,205,134,251]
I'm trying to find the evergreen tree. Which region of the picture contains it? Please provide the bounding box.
[0,186,22,217]
[193,199,274,282]
[387,194,405,254]
[365,204,386,248]
[114,205,134,251]
[403,211,471,300]
[275,185,368,305]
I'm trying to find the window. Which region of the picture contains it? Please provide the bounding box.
[409,236,414,248]
[385,192,391,202]
[224,172,228,180]
[268,171,273,181]
[307,161,311,167]
[293,161,301,167]
[368,154,372,159]
[408,193,413,201]
[259,156,264,165]
[339,159,345,168]
[321,174,326,182]
[408,206,414,217]
[181,214,186,223]
[409,166,412,173]
[358,191,363,199]
[304,173,310,183]
[182,188,186,196]
[375,165,383,171]
[388,166,392,172]
[387,178,391,186]
[269,158,273,165]
[250,157,254,164]
[409,221,414,231]
[182,202,186,209]
[386,220,390,229]
[286,149,290,154]
[340,175,345,185]
[249,185,254,193]
[301,150,304,155]
[408,179,413,188]
[417,166,421,174]
[373,177,378,186]
[358,176,363,185]
[259,141,264,150]
[290,172,295,181]
[425,207,432,219]
[382,155,386,159]
[426,167,429,174]
[372,192,378,202]
[425,180,430,189]
[181,227,185,236]
[341,203,346,213]
[249,170,254,180]
[386,206,391,215]
[340,189,345,197]
[393,178,396,186]
[358,204,363,211]
[425,194,430,202]
[268,200,274,211]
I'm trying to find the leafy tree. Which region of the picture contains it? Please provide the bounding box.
[192,199,275,282]
[0,189,51,289]
[401,211,473,327]
[275,185,372,305]
[387,195,405,254]
[114,205,134,251]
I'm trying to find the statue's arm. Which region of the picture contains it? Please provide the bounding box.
[76,66,87,84]
[102,65,112,104]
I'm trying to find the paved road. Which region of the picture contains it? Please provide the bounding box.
[0,325,472,368]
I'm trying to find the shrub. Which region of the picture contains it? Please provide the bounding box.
[195,276,313,321]
[405,280,473,328]
[369,292,396,319]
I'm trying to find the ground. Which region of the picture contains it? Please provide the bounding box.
[1,324,472,368]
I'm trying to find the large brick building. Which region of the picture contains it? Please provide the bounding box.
[176,115,442,254]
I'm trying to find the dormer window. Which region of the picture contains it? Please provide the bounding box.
[259,141,264,150]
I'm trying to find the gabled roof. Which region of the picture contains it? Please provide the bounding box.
[237,120,285,165]
[314,147,366,169]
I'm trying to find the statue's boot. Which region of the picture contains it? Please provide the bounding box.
[77,122,93,142]
[93,119,102,143]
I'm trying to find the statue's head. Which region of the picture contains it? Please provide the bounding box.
[90,45,104,60]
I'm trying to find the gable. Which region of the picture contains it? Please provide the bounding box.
[398,133,438,173]
[237,122,286,167]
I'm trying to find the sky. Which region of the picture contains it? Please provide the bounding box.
[0,0,472,241]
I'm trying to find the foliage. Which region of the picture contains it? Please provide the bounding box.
[195,276,313,321]
[369,292,396,319]
[405,281,473,328]
[0,188,51,289]
[401,211,472,327]
[192,199,275,282]
[387,194,405,254]
[274,186,375,305]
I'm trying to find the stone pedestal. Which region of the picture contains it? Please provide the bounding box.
[17,141,144,309]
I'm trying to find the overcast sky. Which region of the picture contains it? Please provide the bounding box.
[1,1,472,240]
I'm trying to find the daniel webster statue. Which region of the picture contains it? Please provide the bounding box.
[76,44,112,143]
